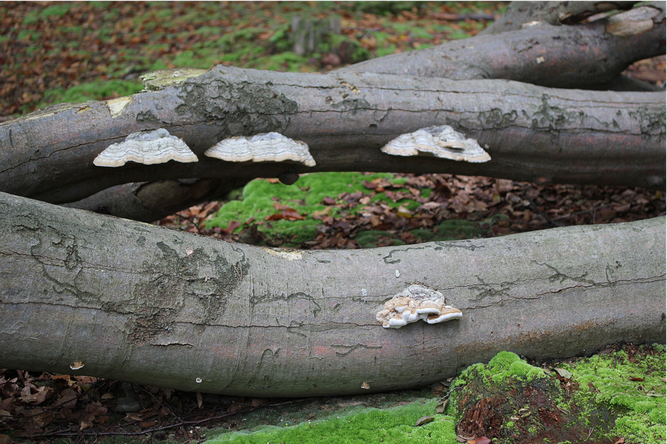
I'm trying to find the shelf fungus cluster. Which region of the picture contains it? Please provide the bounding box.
[376,284,462,329]
[381,125,491,163]
[93,128,199,167]
[204,132,316,167]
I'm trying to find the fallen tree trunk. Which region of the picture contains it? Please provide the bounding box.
[336,4,666,89]
[0,191,663,397]
[1,66,664,207]
[62,178,244,223]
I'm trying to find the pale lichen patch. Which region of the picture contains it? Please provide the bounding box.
[107,96,133,117]
[263,248,303,260]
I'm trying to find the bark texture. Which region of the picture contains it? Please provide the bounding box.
[479,1,638,34]
[0,191,664,397]
[63,178,242,223]
[1,66,664,207]
[336,11,666,89]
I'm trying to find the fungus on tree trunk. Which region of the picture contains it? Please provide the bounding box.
[93,128,199,167]
[381,125,491,163]
[204,132,317,167]
[376,284,463,328]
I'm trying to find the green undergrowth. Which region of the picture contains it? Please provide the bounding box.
[208,398,457,444]
[563,344,666,444]
[37,79,144,109]
[449,346,666,444]
[206,172,396,246]
[12,2,507,116]
[204,172,488,247]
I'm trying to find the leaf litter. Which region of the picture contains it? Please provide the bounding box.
[1,1,665,443]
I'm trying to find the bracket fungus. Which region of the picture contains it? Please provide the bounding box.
[376,284,462,329]
[204,132,316,167]
[381,125,491,163]
[93,128,198,167]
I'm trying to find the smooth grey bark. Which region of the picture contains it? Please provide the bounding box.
[63,178,244,223]
[336,2,665,89]
[1,66,664,207]
[479,1,637,35]
[0,191,664,396]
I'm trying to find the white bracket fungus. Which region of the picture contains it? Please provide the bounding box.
[70,361,84,370]
[381,125,491,163]
[204,132,316,167]
[376,284,462,329]
[93,128,199,167]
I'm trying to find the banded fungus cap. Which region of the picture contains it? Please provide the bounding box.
[204,132,316,167]
[381,125,491,163]
[93,128,198,167]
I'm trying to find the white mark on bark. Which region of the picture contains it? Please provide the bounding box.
[106,96,133,117]
[263,248,303,260]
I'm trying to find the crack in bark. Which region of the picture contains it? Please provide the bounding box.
[331,343,383,357]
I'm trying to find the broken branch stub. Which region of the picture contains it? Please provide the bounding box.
[93,128,198,167]
[204,132,316,167]
[376,284,462,329]
[381,125,491,163]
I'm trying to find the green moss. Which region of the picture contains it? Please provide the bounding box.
[564,344,666,444]
[22,11,40,25]
[37,79,143,109]
[206,172,398,246]
[39,3,72,18]
[207,398,458,443]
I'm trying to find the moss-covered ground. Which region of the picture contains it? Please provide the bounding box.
[199,344,665,444]
[207,394,455,444]
[204,173,489,248]
[1,1,507,118]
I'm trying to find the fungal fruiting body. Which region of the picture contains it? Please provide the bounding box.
[381,125,491,163]
[93,128,198,167]
[204,132,316,167]
[376,284,462,329]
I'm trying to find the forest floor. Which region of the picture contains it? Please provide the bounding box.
[0,2,665,443]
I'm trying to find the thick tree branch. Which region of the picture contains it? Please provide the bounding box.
[480,1,637,35]
[1,66,663,207]
[63,179,242,222]
[336,4,665,89]
[0,191,663,396]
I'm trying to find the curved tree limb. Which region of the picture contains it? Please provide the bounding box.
[1,66,664,207]
[479,1,637,35]
[336,3,665,89]
[0,191,663,396]
[63,178,243,223]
